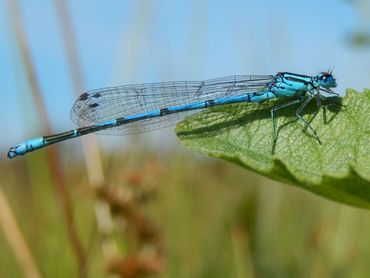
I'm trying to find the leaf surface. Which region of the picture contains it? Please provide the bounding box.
[177,89,370,209]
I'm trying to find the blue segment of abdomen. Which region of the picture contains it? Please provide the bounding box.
[168,101,206,112]
[7,137,45,158]
[125,109,162,120]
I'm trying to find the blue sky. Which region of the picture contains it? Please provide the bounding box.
[0,0,369,155]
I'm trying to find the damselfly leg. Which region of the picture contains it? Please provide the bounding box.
[270,97,304,145]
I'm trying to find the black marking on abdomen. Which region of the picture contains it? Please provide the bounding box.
[160,108,170,116]
[116,118,127,125]
[92,93,102,98]
[78,93,89,101]
[44,129,83,143]
[205,100,215,107]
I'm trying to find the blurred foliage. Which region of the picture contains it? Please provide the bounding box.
[1,149,370,277]
[349,32,370,47]
[347,0,370,47]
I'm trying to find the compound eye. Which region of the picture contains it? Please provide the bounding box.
[319,73,330,82]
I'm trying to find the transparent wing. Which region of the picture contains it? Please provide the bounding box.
[71,75,274,135]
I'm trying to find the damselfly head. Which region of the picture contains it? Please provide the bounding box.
[317,72,337,89]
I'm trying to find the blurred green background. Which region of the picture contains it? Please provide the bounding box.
[1,0,370,277]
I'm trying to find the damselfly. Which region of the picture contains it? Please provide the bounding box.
[7,71,337,159]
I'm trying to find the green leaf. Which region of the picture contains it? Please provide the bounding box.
[176,89,370,209]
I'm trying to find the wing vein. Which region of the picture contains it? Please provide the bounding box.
[70,75,274,135]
